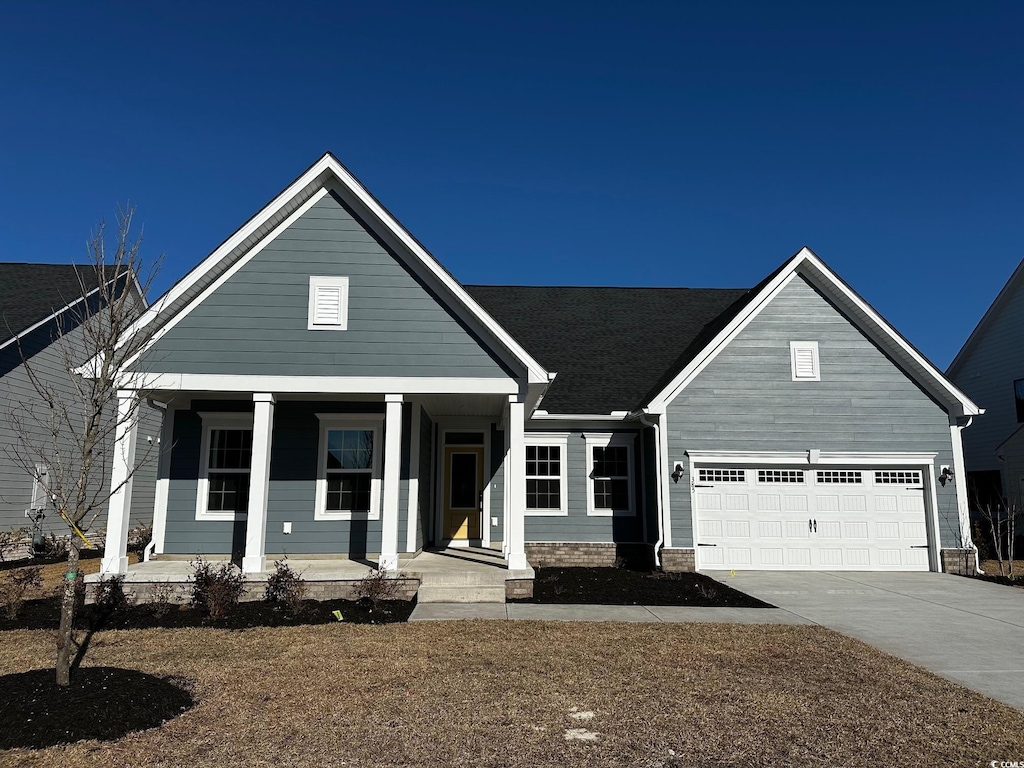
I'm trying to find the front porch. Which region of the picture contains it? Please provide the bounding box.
[88,546,534,603]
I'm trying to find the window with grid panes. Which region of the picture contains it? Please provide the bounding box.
[526,445,561,510]
[206,429,253,513]
[324,429,374,513]
[592,445,630,511]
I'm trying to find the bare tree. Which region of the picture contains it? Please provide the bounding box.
[977,498,1022,578]
[4,205,160,686]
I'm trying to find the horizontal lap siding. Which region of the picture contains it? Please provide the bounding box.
[524,429,643,543]
[417,409,433,550]
[490,424,504,545]
[949,276,1024,473]
[666,275,959,548]
[135,192,515,379]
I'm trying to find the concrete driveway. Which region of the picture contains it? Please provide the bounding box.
[707,570,1024,711]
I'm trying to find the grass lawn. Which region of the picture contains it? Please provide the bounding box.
[2,622,1022,767]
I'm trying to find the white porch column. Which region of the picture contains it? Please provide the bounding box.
[506,396,528,570]
[242,393,275,574]
[380,394,403,570]
[101,390,140,575]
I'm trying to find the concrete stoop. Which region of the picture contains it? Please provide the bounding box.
[412,569,510,604]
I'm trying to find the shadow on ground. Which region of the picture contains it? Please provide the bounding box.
[0,667,194,749]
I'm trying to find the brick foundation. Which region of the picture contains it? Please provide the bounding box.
[940,548,977,576]
[524,542,652,568]
[660,548,696,572]
[505,579,534,600]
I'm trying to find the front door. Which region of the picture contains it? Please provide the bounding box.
[444,446,484,540]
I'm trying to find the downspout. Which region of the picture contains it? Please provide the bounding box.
[638,410,664,567]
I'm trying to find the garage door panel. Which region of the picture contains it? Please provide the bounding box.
[694,463,932,572]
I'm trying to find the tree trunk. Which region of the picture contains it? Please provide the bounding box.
[55,540,82,687]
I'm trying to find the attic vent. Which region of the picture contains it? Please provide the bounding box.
[790,341,820,381]
[308,276,349,331]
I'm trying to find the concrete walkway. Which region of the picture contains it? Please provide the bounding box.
[409,602,808,624]
[706,570,1024,711]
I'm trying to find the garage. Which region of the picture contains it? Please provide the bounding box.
[692,464,933,571]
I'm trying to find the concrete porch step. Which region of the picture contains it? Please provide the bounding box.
[417,584,506,603]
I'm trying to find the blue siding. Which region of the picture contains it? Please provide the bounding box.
[135,192,518,379]
[489,424,505,545]
[417,408,433,551]
[665,275,959,548]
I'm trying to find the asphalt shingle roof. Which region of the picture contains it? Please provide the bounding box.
[465,285,753,414]
[0,264,103,344]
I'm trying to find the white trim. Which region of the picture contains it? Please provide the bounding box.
[647,248,982,417]
[100,392,141,575]
[949,417,979,569]
[116,153,550,385]
[584,432,636,517]
[524,433,569,517]
[790,341,820,381]
[313,414,384,521]
[242,393,275,574]
[195,412,255,522]
[120,188,331,371]
[151,403,177,555]
[380,398,403,570]
[532,410,631,421]
[307,275,349,331]
[406,402,421,553]
[506,398,528,569]
[119,373,519,395]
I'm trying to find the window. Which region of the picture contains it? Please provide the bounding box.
[586,434,635,516]
[698,468,746,483]
[874,470,922,485]
[307,276,349,330]
[525,435,568,516]
[30,464,50,510]
[1016,379,1024,423]
[315,415,383,519]
[816,470,862,484]
[196,413,254,520]
[790,341,820,381]
[758,469,804,483]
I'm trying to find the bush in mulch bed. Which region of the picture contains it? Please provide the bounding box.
[0,595,415,632]
[513,566,773,607]
[0,667,194,749]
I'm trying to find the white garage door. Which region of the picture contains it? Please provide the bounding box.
[694,466,931,571]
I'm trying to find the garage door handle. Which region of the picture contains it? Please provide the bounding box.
[813,519,817,533]
[910,545,929,548]
[809,519,817,533]
[697,543,717,547]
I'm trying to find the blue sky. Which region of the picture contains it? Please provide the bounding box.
[1,1,1021,368]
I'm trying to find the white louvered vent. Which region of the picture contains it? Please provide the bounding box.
[308,276,349,330]
[790,341,820,381]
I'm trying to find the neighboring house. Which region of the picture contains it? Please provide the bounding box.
[98,153,981,581]
[947,257,1024,510]
[0,263,159,541]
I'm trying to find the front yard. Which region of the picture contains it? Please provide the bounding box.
[1,622,1022,767]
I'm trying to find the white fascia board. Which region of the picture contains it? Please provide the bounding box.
[118,373,520,395]
[647,247,983,418]
[946,256,1024,377]
[686,450,938,466]
[532,410,631,421]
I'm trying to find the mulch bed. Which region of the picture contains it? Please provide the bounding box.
[0,596,415,631]
[513,566,772,607]
[0,549,102,573]
[0,666,195,749]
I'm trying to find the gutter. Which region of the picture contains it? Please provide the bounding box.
[637,409,665,568]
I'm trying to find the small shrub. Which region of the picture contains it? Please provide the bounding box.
[353,567,399,611]
[190,556,246,620]
[41,534,68,560]
[264,558,307,613]
[0,528,29,563]
[0,566,43,620]
[93,574,135,615]
[148,582,180,620]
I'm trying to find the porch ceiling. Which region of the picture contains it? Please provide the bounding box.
[418,393,508,417]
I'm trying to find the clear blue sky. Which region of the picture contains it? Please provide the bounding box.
[1,1,1021,368]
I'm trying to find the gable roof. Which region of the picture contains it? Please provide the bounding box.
[120,152,550,385]
[644,247,983,418]
[0,263,104,347]
[466,285,749,414]
[946,256,1024,377]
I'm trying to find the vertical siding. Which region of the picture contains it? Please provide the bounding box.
[523,429,644,543]
[417,408,433,550]
[490,423,505,545]
[134,192,517,379]
[665,275,960,548]
[949,270,1024,474]
[0,317,160,536]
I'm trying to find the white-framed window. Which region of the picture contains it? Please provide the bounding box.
[758,469,805,484]
[524,434,568,516]
[314,414,383,520]
[307,276,350,331]
[585,433,635,516]
[30,463,50,510]
[790,341,820,381]
[698,468,746,483]
[196,412,255,521]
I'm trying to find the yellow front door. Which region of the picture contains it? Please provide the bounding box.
[443,446,484,540]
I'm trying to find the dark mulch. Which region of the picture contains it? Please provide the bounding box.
[0,666,194,749]
[514,566,772,607]
[0,596,415,632]
[0,549,102,572]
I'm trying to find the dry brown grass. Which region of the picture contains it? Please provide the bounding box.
[1,622,1021,767]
